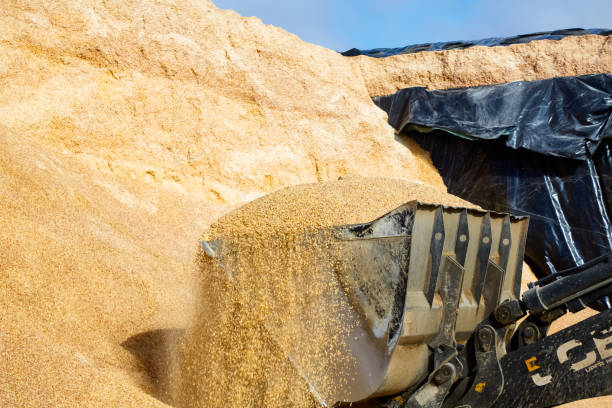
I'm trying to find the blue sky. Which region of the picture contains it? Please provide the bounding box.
[213,0,612,52]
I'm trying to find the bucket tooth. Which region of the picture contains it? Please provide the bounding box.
[425,207,445,305]
[429,256,465,353]
[482,260,505,317]
[498,216,512,270]
[454,209,469,267]
[473,213,493,305]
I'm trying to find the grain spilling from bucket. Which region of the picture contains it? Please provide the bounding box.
[170,178,476,407]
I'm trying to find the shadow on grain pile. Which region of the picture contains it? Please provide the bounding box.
[122,329,185,406]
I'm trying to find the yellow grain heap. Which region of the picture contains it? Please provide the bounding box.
[170,178,475,408]
[2,0,609,405]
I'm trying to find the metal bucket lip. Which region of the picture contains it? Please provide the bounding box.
[407,201,528,221]
[337,201,527,232]
[335,201,528,244]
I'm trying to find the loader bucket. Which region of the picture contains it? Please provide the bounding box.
[200,201,528,405]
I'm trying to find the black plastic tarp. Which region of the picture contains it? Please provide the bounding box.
[373,74,612,277]
[375,74,612,160]
[342,28,611,57]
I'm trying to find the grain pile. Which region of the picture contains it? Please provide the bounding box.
[351,34,612,96]
[0,0,445,206]
[170,178,475,407]
[0,129,211,407]
[206,178,474,235]
[0,0,446,405]
[1,0,611,406]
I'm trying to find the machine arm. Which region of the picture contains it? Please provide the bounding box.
[383,253,612,408]
[490,309,612,408]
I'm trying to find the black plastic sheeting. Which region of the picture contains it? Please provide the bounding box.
[376,74,612,160]
[373,74,612,278]
[342,28,611,58]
